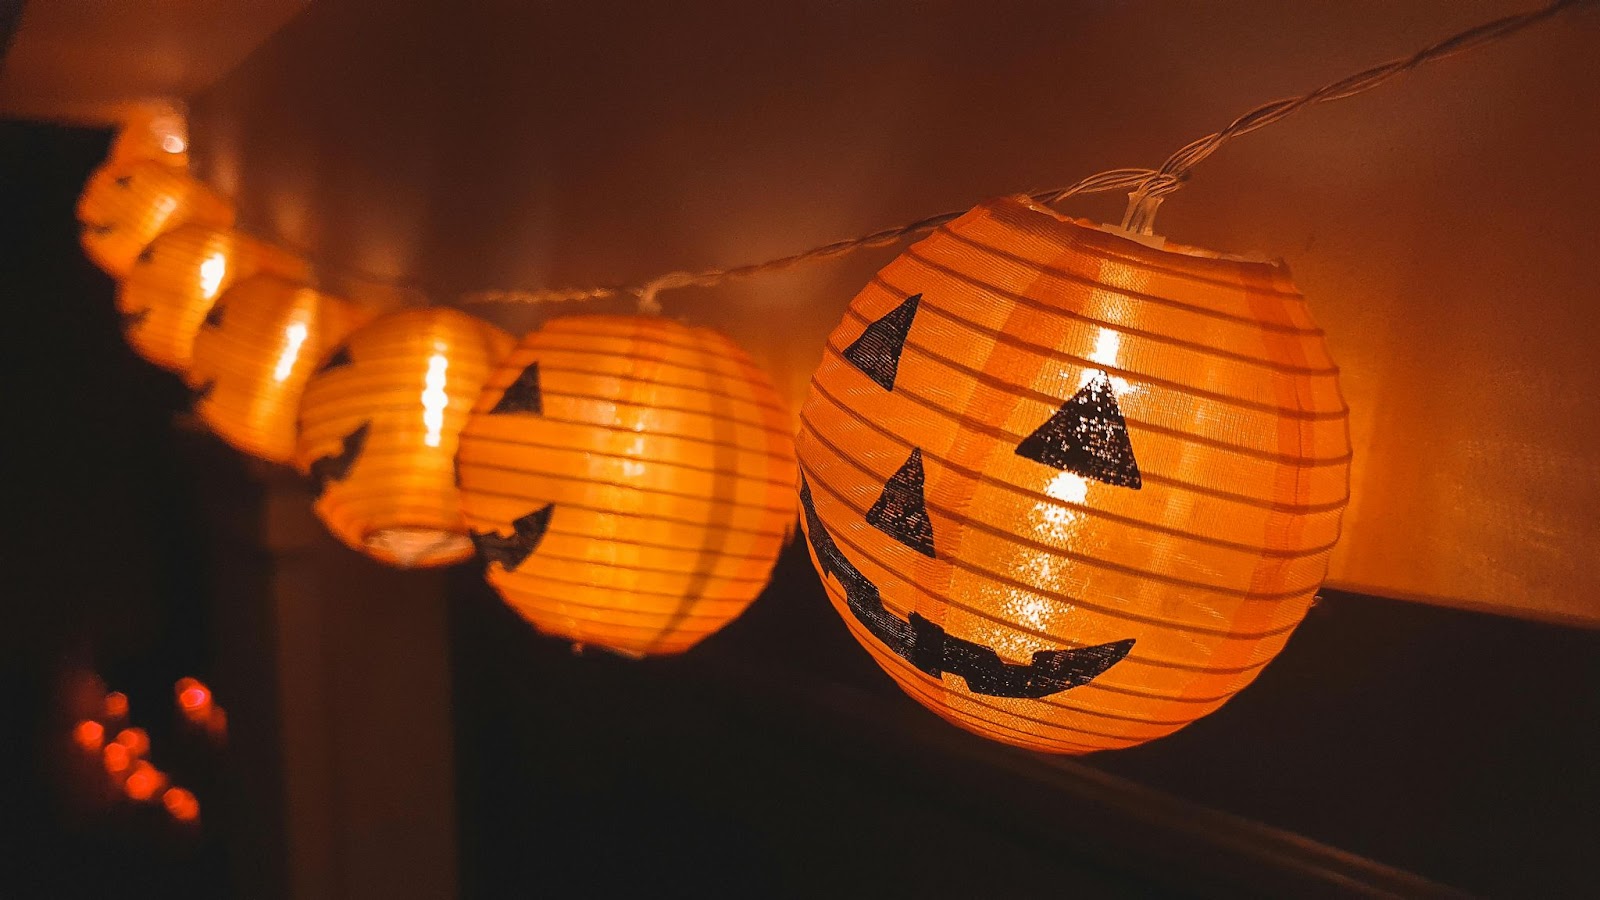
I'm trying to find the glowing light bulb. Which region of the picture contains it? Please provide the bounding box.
[198,252,227,299]
[163,786,200,822]
[73,720,105,752]
[274,321,309,382]
[115,727,150,758]
[124,761,166,801]
[161,134,186,155]
[104,692,129,720]
[103,742,131,775]
[421,351,449,448]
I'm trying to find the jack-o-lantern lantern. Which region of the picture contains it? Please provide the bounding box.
[117,223,309,374]
[796,196,1350,753]
[457,315,797,656]
[107,106,190,169]
[296,308,515,567]
[187,275,372,463]
[77,160,234,278]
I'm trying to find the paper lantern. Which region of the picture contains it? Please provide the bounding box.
[187,275,372,463]
[117,223,309,373]
[457,315,797,656]
[795,195,1350,754]
[77,160,234,277]
[107,106,190,168]
[296,308,515,567]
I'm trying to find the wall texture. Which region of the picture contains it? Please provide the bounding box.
[186,0,1600,624]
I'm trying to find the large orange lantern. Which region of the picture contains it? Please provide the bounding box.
[457,315,797,656]
[296,308,515,567]
[117,223,308,374]
[187,275,371,463]
[795,196,1350,753]
[77,160,234,278]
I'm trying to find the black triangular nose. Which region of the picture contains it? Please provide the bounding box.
[867,447,937,557]
[842,293,920,391]
[1015,371,1142,489]
[489,361,542,414]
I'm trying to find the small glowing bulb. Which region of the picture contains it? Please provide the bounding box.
[274,322,309,382]
[161,134,186,155]
[104,692,129,720]
[115,727,150,757]
[198,252,227,299]
[73,720,105,752]
[103,742,131,775]
[421,351,449,448]
[124,761,166,801]
[163,786,200,822]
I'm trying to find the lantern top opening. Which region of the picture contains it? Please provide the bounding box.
[1005,195,1286,272]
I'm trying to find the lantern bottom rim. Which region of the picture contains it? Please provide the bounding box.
[365,527,473,568]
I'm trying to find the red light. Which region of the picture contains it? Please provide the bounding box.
[162,787,199,822]
[114,727,150,758]
[175,678,212,720]
[73,720,105,752]
[103,742,131,774]
[104,692,129,720]
[124,761,166,801]
[205,706,228,743]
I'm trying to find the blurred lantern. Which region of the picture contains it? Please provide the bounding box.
[77,160,234,278]
[296,308,514,567]
[162,787,200,822]
[102,742,131,776]
[114,727,150,758]
[187,275,372,463]
[795,196,1350,754]
[124,761,166,802]
[457,315,797,656]
[103,692,130,721]
[174,677,213,723]
[118,224,309,373]
[107,104,191,169]
[72,720,105,752]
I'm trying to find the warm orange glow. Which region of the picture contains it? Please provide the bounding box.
[116,224,310,374]
[109,106,191,169]
[124,761,166,802]
[796,196,1350,754]
[103,692,129,721]
[76,160,234,277]
[73,720,105,752]
[114,727,150,758]
[205,706,229,743]
[187,276,373,463]
[457,315,797,656]
[162,787,200,822]
[103,742,131,775]
[296,308,513,567]
[175,677,212,720]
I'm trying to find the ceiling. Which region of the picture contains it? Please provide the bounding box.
[0,0,305,122]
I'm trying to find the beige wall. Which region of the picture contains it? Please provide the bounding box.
[185,0,1600,624]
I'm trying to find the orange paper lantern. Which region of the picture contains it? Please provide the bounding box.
[457,315,797,656]
[796,196,1350,754]
[77,160,234,277]
[296,308,514,567]
[187,275,372,463]
[117,223,308,373]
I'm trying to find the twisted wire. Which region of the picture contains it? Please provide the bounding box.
[458,0,1590,311]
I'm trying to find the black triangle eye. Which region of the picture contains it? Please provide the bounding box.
[136,246,156,265]
[84,223,114,236]
[114,175,132,188]
[309,421,370,496]
[471,503,554,572]
[1016,372,1141,489]
[842,293,919,391]
[318,345,354,374]
[190,378,216,405]
[488,361,542,414]
[866,447,936,557]
[203,302,226,329]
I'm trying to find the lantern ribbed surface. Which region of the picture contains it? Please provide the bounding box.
[457,315,797,657]
[188,275,372,464]
[296,308,515,568]
[77,160,234,278]
[795,195,1350,754]
[117,224,309,374]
